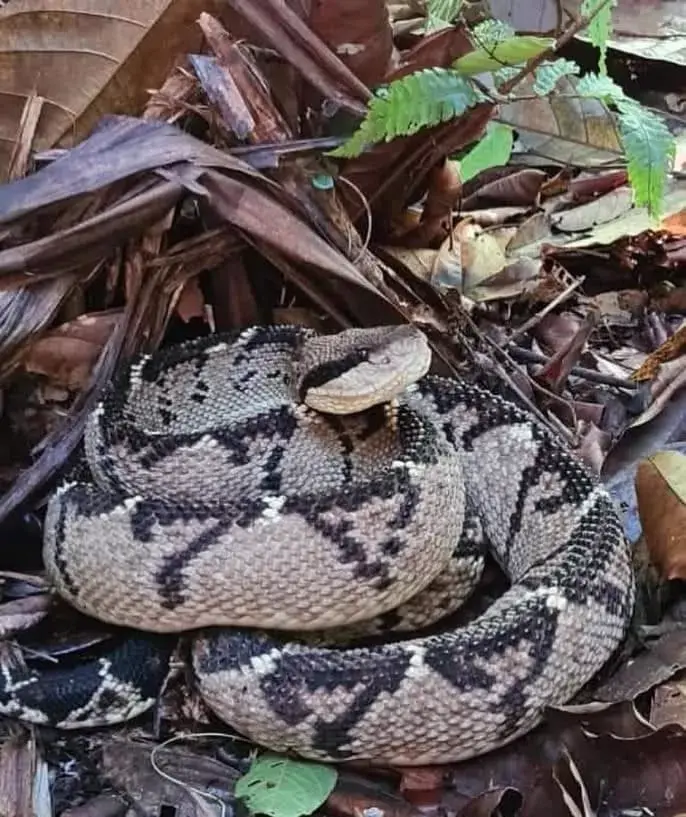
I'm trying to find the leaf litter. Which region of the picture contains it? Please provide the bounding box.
[3,0,686,815]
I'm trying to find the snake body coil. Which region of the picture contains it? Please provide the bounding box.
[2,325,634,764]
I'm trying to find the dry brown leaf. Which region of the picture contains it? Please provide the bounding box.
[636,451,686,581]
[462,169,548,210]
[593,629,686,703]
[102,739,238,817]
[632,322,686,382]
[499,73,623,166]
[652,678,686,730]
[0,0,216,180]
[630,356,686,428]
[549,187,634,232]
[455,788,522,817]
[174,276,206,324]
[22,310,121,390]
[398,766,446,807]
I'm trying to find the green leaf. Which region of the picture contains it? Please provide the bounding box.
[425,0,463,31]
[492,66,520,86]
[576,72,675,218]
[615,99,675,218]
[532,58,580,96]
[581,0,617,74]
[235,754,338,817]
[575,71,624,101]
[454,35,554,76]
[470,18,514,50]
[329,68,484,158]
[457,123,513,182]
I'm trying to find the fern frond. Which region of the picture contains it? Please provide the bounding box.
[615,99,675,217]
[426,0,463,30]
[532,59,580,96]
[493,66,519,86]
[577,72,675,217]
[330,69,484,159]
[581,0,617,74]
[470,18,514,50]
[575,71,624,100]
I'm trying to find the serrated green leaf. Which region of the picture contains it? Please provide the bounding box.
[454,36,554,77]
[576,71,624,101]
[329,68,484,158]
[493,66,520,86]
[457,122,513,182]
[470,18,514,50]
[576,71,675,218]
[615,99,675,218]
[425,0,463,31]
[581,0,617,74]
[235,755,338,817]
[532,58,580,95]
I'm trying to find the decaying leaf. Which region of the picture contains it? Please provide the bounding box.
[636,450,686,580]
[21,310,121,391]
[0,0,217,180]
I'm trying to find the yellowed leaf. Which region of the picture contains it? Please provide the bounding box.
[0,0,215,180]
[648,450,686,505]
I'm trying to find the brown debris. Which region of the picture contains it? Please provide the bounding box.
[2,0,686,815]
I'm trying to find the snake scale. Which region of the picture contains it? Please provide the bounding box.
[0,325,635,765]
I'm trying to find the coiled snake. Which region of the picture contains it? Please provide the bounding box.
[1,325,635,765]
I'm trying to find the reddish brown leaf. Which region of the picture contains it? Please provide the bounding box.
[398,766,446,807]
[22,310,121,391]
[636,452,686,581]
[175,277,206,325]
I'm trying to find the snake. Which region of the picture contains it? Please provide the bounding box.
[0,324,635,766]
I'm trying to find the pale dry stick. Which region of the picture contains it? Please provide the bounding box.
[507,346,638,391]
[0,571,48,587]
[505,275,585,346]
[496,0,618,97]
[455,308,575,443]
[13,645,59,664]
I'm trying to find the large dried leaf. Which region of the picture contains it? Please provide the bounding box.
[498,74,622,166]
[0,0,217,181]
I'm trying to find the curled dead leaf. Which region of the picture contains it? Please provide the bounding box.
[636,450,686,581]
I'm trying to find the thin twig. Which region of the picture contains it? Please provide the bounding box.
[456,305,575,443]
[507,345,638,390]
[506,275,585,346]
[0,571,48,587]
[497,0,617,96]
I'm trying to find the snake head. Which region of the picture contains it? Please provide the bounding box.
[295,325,432,415]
